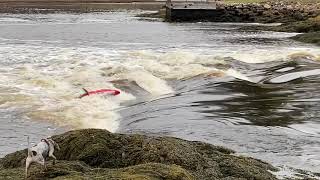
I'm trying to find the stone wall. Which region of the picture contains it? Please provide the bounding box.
[219,2,320,23]
[167,2,320,23]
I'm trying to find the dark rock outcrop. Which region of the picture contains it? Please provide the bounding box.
[0,129,277,179]
[268,15,320,32]
[243,15,320,46]
[218,1,320,23]
[292,31,320,46]
[276,15,320,46]
[164,1,320,23]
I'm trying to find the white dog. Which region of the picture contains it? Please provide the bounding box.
[25,136,60,178]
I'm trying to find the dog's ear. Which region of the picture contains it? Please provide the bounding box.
[32,151,37,156]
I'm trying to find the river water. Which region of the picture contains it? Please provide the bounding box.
[0,11,319,178]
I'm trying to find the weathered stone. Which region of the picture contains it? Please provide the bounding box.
[242,15,320,46]
[164,1,319,23]
[264,4,271,9]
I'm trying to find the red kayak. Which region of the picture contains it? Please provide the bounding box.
[79,88,120,98]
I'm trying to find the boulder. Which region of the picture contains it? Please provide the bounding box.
[0,129,277,180]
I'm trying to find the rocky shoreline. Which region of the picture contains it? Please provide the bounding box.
[217,1,319,23]
[140,1,320,46]
[1,0,319,45]
[0,129,278,179]
[268,15,320,46]
[223,1,320,45]
[241,14,320,46]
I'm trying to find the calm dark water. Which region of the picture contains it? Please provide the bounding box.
[0,12,319,178]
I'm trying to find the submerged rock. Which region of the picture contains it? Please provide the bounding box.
[242,15,320,46]
[272,15,320,46]
[291,31,320,46]
[0,129,277,179]
[284,16,320,46]
[269,15,320,33]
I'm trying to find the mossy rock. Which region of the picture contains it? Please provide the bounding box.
[0,161,194,180]
[280,16,320,46]
[260,15,320,33]
[242,15,320,46]
[291,31,320,46]
[0,129,277,179]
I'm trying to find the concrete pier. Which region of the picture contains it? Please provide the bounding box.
[165,0,224,22]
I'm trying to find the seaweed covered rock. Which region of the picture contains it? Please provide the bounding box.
[162,1,319,23]
[242,15,320,46]
[282,16,320,46]
[291,31,320,46]
[272,16,320,46]
[269,15,320,33]
[0,161,194,180]
[0,129,277,179]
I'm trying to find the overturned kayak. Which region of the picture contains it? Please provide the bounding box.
[79,88,120,98]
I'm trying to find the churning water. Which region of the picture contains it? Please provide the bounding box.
[0,11,319,178]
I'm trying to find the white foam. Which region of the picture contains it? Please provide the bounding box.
[272,166,320,179]
[0,17,31,23]
[225,68,253,82]
[123,70,174,95]
[269,69,320,83]
[222,48,320,64]
[1,44,319,132]
[2,61,132,132]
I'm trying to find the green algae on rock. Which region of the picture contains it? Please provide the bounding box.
[291,31,320,46]
[241,15,320,46]
[268,15,320,33]
[0,161,194,180]
[270,16,320,46]
[0,129,277,179]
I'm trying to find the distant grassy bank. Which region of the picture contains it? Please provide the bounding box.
[224,0,265,4]
[224,0,320,3]
[0,0,165,12]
